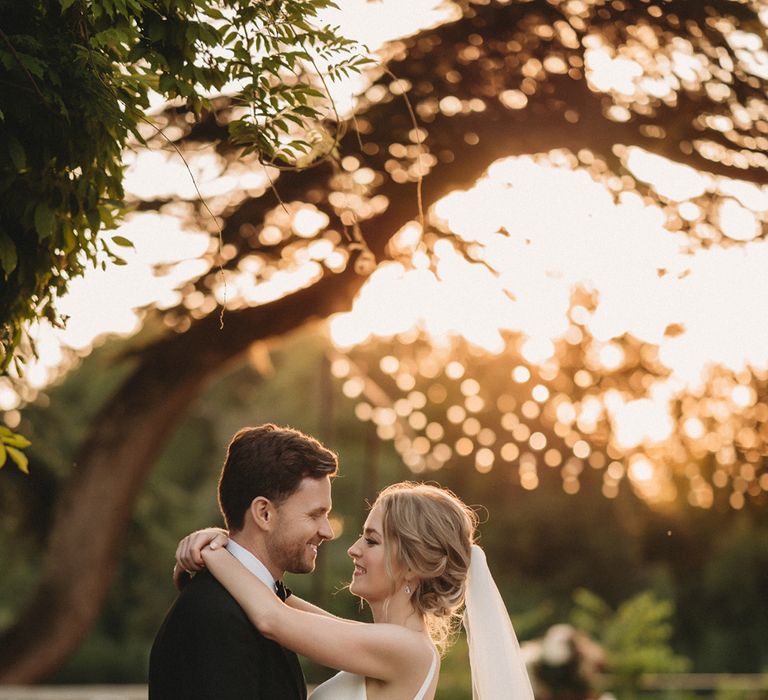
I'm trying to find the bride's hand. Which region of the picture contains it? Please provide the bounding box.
[173,527,229,590]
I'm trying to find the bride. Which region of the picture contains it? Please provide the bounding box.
[176,481,534,700]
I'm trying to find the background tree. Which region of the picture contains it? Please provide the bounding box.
[1,0,767,682]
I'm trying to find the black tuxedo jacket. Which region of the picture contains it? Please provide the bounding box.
[148,569,306,699]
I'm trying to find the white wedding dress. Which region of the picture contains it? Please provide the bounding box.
[310,647,438,700]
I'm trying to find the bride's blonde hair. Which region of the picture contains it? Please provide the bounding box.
[375,482,477,652]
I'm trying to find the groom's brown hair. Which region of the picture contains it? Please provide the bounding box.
[218,423,338,531]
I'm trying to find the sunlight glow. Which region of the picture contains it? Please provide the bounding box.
[2,214,210,403]
[331,152,768,506]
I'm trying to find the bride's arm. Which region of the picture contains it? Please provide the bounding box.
[173,529,339,618]
[173,527,229,589]
[202,546,428,682]
[285,594,344,618]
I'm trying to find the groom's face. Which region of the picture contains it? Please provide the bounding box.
[267,475,334,574]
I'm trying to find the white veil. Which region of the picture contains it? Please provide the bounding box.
[463,544,535,700]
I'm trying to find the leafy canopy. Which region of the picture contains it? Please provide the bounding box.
[0,0,369,375]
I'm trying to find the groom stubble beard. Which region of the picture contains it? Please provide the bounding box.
[267,523,317,575]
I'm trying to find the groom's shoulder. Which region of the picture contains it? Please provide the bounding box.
[176,569,248,621]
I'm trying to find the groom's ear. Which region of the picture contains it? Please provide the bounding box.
[249,496,276,532]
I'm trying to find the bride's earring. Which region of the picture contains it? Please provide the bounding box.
[404,582,412,595]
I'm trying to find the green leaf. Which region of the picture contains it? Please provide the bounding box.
[111,235,134,248]
[60,0,78,10]
[6,446,28,474]
[34,203,55,240]
[293,105,318,117]
[3,434,31,448]
[8,137,26,171]
[17,53,46,79]
[0,442,6,468]
[0,233,17,275]
[86,207,101,233]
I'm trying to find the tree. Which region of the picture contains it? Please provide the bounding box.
[0,0,367,372]
[2,0,767,681]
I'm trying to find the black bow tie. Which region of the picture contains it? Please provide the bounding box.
[274,580,291,602]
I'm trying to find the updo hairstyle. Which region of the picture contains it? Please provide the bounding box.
[375,482,477,651]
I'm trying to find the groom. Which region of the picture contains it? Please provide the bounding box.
[148,423,338,699]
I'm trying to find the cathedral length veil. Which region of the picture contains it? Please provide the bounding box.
[463,545,535,700]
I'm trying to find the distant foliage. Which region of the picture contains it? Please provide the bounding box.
[0,0,369,373]
[570,588,690,694]
[524,589,689,698]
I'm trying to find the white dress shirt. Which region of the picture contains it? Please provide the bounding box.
[226,539,276,591]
